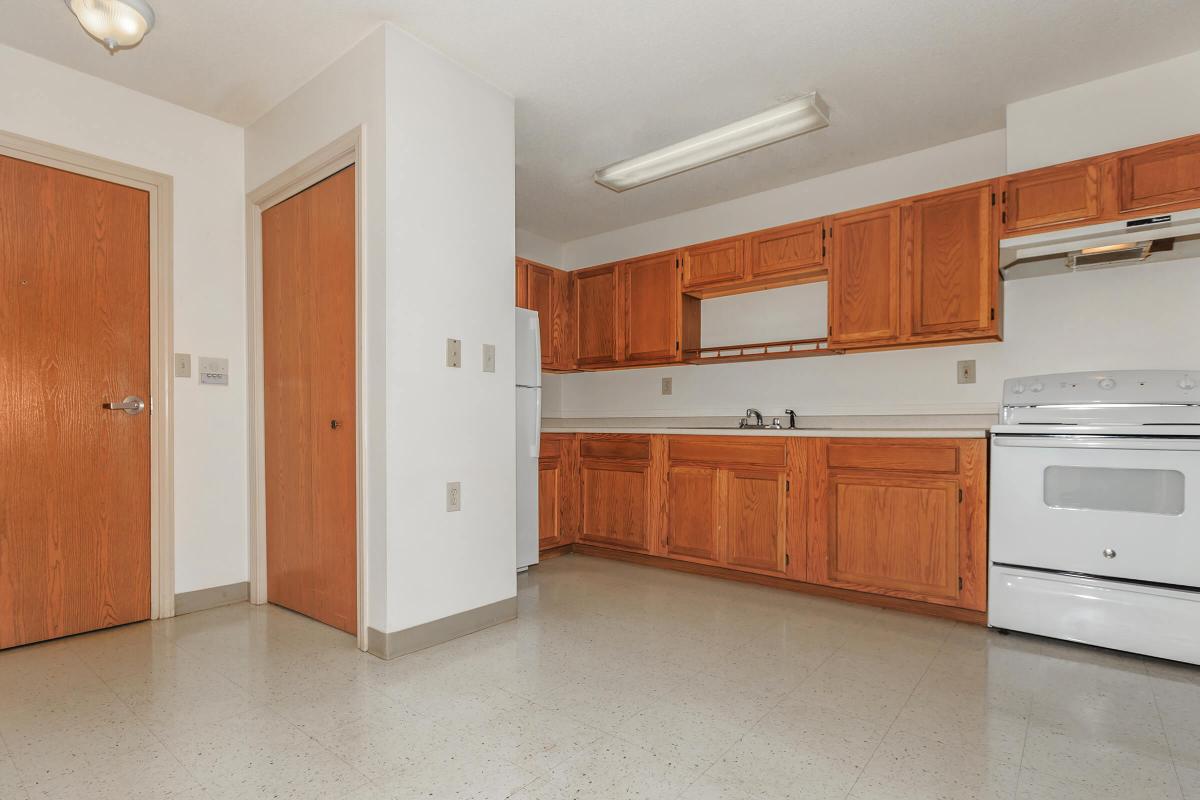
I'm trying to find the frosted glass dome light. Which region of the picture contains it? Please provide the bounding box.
[66,0,156,53]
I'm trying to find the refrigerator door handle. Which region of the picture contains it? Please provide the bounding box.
[531,312,542,375]
[532,387,541,458]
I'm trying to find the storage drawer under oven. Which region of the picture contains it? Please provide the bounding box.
[990,436,1200,587]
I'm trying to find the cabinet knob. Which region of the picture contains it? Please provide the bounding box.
[330,419,342,430]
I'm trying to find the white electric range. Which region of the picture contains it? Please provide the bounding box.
[989,370,1200,664]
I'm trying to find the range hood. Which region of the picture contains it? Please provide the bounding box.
[999,208,1200,279]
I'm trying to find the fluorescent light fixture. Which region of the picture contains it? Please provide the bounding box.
[65,0,156,53]
[594,92,829,192]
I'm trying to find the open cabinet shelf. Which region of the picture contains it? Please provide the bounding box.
[683,337,842,365]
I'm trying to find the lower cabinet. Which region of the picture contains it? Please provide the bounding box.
[539,433,988,618]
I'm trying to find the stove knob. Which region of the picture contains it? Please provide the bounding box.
[1011,383,1026,395]
[1098,377,1116,390]
[1181,376,1197,391]
[1103,548,1117,559]
[1029,381,1044,393]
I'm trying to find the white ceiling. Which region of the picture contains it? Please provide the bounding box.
[6,1,1200,242]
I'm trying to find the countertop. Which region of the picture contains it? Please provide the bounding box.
[541,414,994,439]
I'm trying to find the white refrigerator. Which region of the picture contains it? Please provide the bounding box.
[515,308,542,571]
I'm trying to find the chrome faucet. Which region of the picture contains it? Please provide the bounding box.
[739,408,764,428]
[784,409,797,429]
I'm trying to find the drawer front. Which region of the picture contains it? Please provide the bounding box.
[668,437,787,467]
[827,442,959,474]
[539,434,565,459]
[580,434,651,462]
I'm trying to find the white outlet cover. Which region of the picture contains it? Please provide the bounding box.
[482,343,496,373]
[446,481,461,512]
[661,377,673,395]
[957,359,977,385]
[447,338,462,368]
[174,353,192,378]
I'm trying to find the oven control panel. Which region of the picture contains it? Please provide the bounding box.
[1003,370,1200,407]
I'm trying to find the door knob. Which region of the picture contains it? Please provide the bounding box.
[102,395,146,415]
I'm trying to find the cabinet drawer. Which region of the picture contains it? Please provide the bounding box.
[580,435,651,462]
[827,442,958,474]
[668,437,786,467]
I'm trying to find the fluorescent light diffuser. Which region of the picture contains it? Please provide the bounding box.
[594,92,829,192]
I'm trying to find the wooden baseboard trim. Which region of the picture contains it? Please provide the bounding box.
[571,544,987,625]
[173,581,250,616]
[366,595,517,660]
[536,543,574,561]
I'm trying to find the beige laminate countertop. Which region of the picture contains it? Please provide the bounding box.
[542,414,994,439]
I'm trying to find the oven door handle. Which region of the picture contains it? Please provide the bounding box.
[993,435,1200,451]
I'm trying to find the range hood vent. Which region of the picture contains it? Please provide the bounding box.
[1000,209,1200,280]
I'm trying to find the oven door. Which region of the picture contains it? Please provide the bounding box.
[990,435,1200,587]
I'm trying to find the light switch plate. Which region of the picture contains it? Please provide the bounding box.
[199,356,229,385]
[446,338,461,368]
[446,481,461,512]
[174,353,192,378]
[661,377,673,395]
[957,359,976,385]
[482,343,496,373]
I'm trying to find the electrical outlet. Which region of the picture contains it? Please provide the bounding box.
[957,359,976,385]
[446,481,461,512]
[174,353,192,378]
[446,338,461,368]
[661,377,673,395]
[482,343,496,373]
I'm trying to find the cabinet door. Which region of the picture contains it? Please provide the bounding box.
[829,205,900,347]
[682,237,744,289]
[1001,162,1100,234]
[748,219,825,280]
[906,184,993,337]
[1117,135,1200,215]
[526,264,556,368]
[724,468,787,573]
[826,474,960,602]
[665,465,720,561]
[538,453,563,549]
[579,461,649,551]
[623,252,679,362]
[573,264,620,366]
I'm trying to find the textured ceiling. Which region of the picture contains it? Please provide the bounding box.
[5,1,1200,241]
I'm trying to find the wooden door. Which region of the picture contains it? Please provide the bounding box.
[682,237,744,289]
[829,205,900,347]
[665,465,720,561]
[747,219,825,280]
[724,469,787,573]
[1000,161,1101,234]
[579,461,649,551]
[826,474,959,602]
[573,264,619,366]
[906,184,993,337]
[538,455,563,549]
[623,252,679,363]
[0,155,150,649]
[262,166,357,635]
[1117,135,1200,215]
[525,263,556,369]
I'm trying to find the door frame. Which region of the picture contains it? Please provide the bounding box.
[0,129,176,620]
[245,129,367,650]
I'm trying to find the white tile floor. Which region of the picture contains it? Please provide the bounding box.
[2,554,1199,799]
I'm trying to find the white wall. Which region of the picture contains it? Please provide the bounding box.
[0,45,248,594]
[244,28,390,630]
[1007,49,1200,172]
[383,27,517,632]
[516,227,565,266]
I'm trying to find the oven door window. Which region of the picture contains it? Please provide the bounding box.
[1044,465,1185,515]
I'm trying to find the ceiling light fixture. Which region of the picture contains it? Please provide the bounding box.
[594,92,830,192]
[65,0,156,53]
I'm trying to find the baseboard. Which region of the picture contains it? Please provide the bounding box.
[173,581,250,616]
[570,544,988,625]
[366,596,518,660]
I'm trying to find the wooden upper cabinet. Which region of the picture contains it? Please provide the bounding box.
[682,236,744,289]
[623,251,680,362]
[525,263,556,368]
[905,183,994,338]
[724,468,787,574]
[747,218,825,280]
[573,264,620,366]
[516,259,572,371]
[999,161,1101,234]
[665,465,721,561]
[829,205,901,347]
[1117,135,1200,215]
